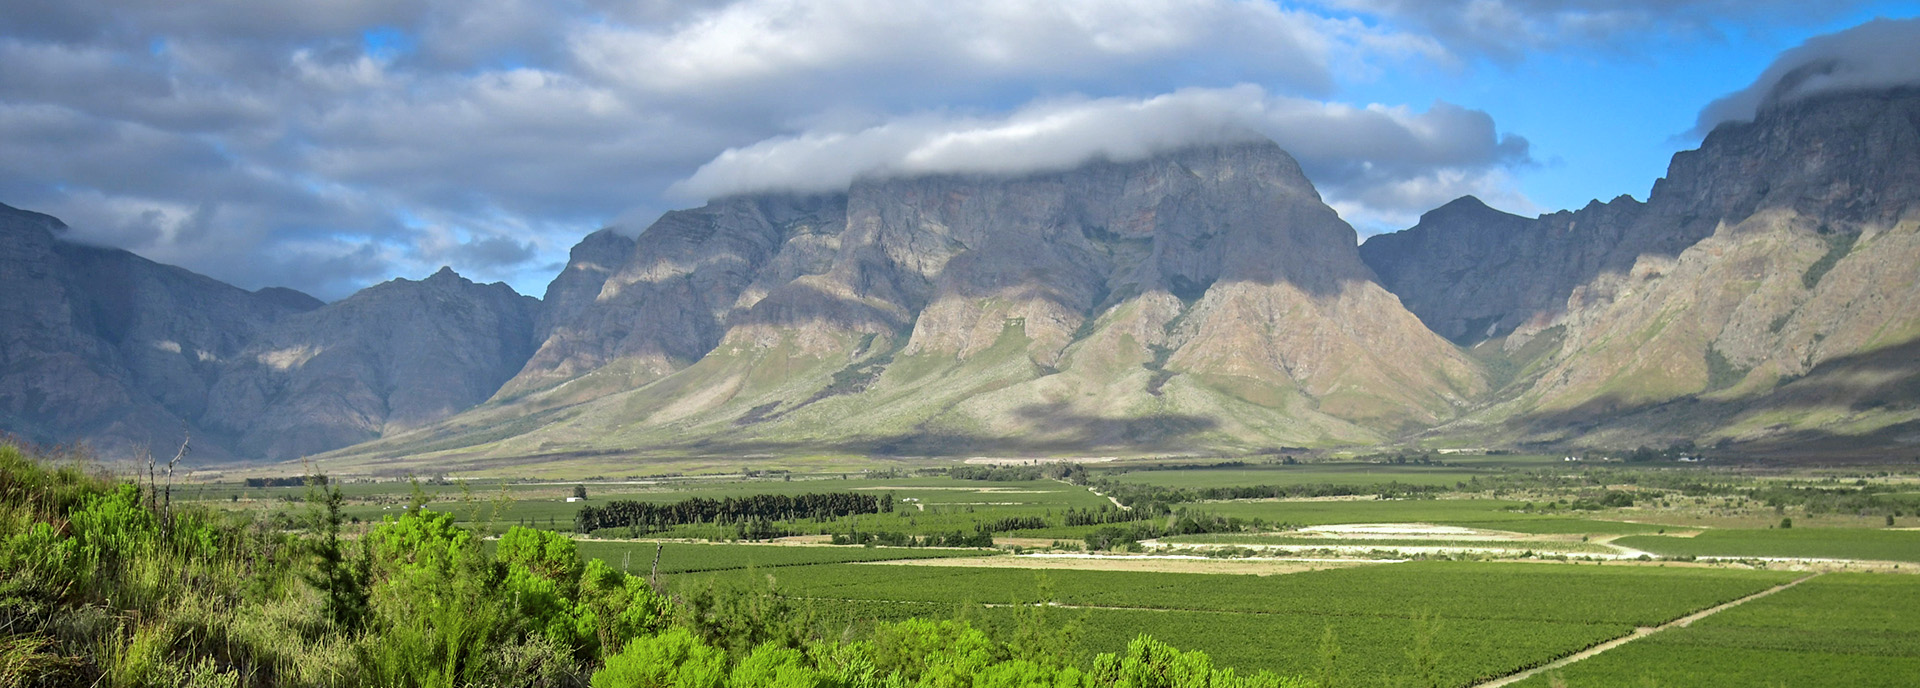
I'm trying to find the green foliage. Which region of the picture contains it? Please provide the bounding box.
[579,558,673,655]
[728,644,828,688]
[1801,230,1858,289]
[305,481,370,630]
[1703,347,1750,392]
[593,628,729,688]
[1092,635,1309,688]
[71,483,157,567]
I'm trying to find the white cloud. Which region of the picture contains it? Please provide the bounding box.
[1328,167,1539,233]
[571,0,1348,108]
[1695,17,1920,134]
[2,0,1614,298]
[673,85,1531,233]
[1312,1,1880,62]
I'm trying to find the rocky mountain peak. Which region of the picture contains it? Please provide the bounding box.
[1660,86,1920,230]
[380,135,1482,461]
[203,265,541,460]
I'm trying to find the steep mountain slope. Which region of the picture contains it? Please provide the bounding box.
[0,202,320,460]
[326,141,1485,469]
[0,201,545,463]
[203,268,540,461]
[1363,88,1920,454]
[1359,194,1650,344]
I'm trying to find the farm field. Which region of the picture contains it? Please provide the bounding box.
[1513,573,1920,687]
[1104,457,1565,489]
[657,560,1796,686]
[571,540,992,575]
[1613,528,1920,563]
[1189,498,1661,533]
[1156,533,1624,555]
[32,444,1920,687]
[174,474,1117,537]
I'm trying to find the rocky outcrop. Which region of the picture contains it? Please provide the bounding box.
[14,89,1918,465]
[337,140,1486,465]
[1366,88,1920,453]
[1365,88,1920,348]
[0,200,540,463]
[0,202,319,460]
[502,197,846,400]
[205,268,539,460]
[1359,195,1646,343]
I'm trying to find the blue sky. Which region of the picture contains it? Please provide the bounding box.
[1361,3,1920,217]
[2,1,1918,300]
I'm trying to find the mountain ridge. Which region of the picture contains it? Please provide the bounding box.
[4,88,1919,467]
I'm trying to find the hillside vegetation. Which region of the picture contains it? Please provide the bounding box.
[0,444,1310,688]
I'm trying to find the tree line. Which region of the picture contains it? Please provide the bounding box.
[577,492,893,534]
[245,475,325,488]
[948,463,1089,483]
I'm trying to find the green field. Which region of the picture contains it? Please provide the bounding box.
[1105,457,1565,490]
[1615,528,1920,562]
[1158,533,1622,554]
[572,541,992,574]
[176,474,1121,539]
[1110,465,1479,488]
[1187,498,1660,534]
[668,561,1794,686]
[1515,573,1920,687]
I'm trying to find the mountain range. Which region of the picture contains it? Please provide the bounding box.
[4,87,1917,469]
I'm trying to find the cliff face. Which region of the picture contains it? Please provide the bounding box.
[0,201,541,463]
[1359,195,1648,343]
[204,268,540,461]
[500,197,847,402]
[1362,88,1920,453]
[334,141,1485,466]
[0,202,319,461]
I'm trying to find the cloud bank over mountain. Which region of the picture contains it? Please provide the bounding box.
[1695,17,1920,134]
[0,0,1904,297]
[675,85,1531,232]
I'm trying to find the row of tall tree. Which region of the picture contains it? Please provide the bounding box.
[577,492,893,533]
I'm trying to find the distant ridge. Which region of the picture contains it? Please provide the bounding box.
[4,89,1919,466]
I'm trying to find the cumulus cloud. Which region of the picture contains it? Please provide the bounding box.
[1694,17,1920,134]
[7,0,1445,299]
[1312,1,1880,62]
[674,85,1530,234]
[12,0,1838,299]
[571,0,1346,105]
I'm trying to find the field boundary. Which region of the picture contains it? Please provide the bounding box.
[1468,572,1823,688]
